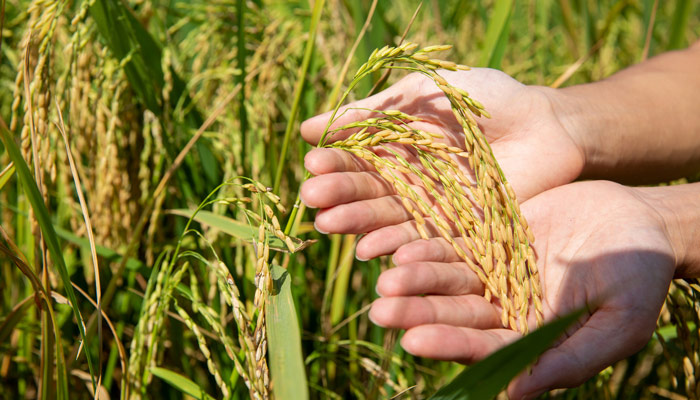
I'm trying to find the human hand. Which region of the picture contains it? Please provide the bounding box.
[368,181,677,399]
[300,69,585,260]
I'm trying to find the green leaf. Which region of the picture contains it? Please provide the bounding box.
[169,209,289,251]
[150,367,216,400]
[0,162,14,190]
[54,227,147,272]
[0,126,97,390]
[479,0,514,68]
[89,0,163,113]
[655,322,696,341]
[267,264,309,400]
[89,0,219,194]
[273,0,325,193]
[668,0,693,50]
[429,307,586,400]
[0,295,33,344]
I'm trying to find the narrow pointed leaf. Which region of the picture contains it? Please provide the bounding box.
[479,0,514,68]
[430,307,586,400]
[268,264,308,400]
[0,127,97,388]
[170,209,300,252]
[150,367,216,400]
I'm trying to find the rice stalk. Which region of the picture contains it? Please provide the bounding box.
[325,42,542,333]
[127,178,299,399]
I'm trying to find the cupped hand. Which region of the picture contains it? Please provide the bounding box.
[368,181,676,399]
[300,69,584,260]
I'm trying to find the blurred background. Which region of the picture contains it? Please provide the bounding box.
[1,0,699,398]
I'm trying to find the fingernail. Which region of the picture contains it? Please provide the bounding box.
[391,253,401,266]
[374,284,384,298]
[313,221,329,234]
[355,253,369,262]
[367,308,380,326]
[300,195,316,209]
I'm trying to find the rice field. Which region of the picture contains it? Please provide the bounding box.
[1,0,700,399]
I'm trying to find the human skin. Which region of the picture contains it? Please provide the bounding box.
[369,180,700,399]
[300,40,700,397]
[300,41,700,259]
[301,68,584,259]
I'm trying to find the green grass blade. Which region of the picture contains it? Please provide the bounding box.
[329,235,356,325]
[169,209,288,251]
[273,0,325,193]
[3,204,148,272]
[89,0,219,192]
[0,127,97,389]
[479,0,514,68]
[0,162,14,190]
[0,295,33,344]
[668,0,693,50]
[41,311,56,400]
[268,264,309,400]
[429,307,586,400]
[88,0,163,113]
[236,0,249,176]
[46,295,69,400]
[150,367,216,400]
[654,322,695,341]
[54,227,147,272]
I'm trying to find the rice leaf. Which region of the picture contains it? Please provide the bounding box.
[89,0,219,191]
[668,0,693,50]
[429,307,586,400]
[0,162,14,190]
[236,0,249,175]
[273,0,325,193]
[150,367,216,400]
[479,0,514,68]
[54,227,147,272]
[0,126,97,390]
[88,0,163,113]
[268,264,308,400]
[655,322,696,341]
[169,209,290,252]
[41,311,56,400]
[0,295,33,344]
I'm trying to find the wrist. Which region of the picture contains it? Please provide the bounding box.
[638,183,700,278]
[533,85,599,181]
[528,86,591,182]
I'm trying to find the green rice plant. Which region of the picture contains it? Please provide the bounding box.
[657,280,700,399]
[127,178,306,399]
[0,0,699,399]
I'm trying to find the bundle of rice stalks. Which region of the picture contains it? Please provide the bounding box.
[128,178,298,400]
[324,43,543,334]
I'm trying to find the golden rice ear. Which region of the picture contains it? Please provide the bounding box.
[326,44,543,334]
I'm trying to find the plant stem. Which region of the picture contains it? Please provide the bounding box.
[273,0,325,193]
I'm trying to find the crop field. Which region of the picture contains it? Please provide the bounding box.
[1,0,700,399]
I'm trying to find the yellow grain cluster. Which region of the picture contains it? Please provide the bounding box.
[328,43,543,333]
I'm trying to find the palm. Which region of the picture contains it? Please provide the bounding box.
[301,69,583,259]
[369,181,675,399]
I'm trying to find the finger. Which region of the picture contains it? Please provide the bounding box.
[507,311,652,400]
[304,148,374,176]
[400,324,520,364]
[300,79,410,145]
[314,196,412,234]
[301,171,395,209]
[393,236,465,264]
[369,295,500,330]
[355,220,439,260]
[375,261,484,297]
